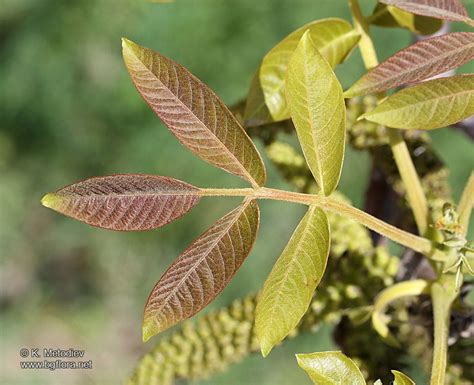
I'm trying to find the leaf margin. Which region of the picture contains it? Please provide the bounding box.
[344,32,474,98]
[359,74,474,130]
[244,18,360,125]
[296,350,366,385]
[41,174,202,231]
[122,38,267,187]
[286,30,346,196]
[380,0,474,26]
[255,206,330,357]
[142,198,260,341]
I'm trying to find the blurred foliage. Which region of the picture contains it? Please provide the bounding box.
[0,1,472,384]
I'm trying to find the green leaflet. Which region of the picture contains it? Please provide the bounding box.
[392,370,415,385]
[370,3,442,35]
[286,31,346,196]
[244,18,359,125]
[255,206,329,357]
[296,351,366,385]
[360,75,474,130]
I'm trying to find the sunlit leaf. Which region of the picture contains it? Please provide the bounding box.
[392,370,415,385]
[142,199,259,341]
[246,18,359,124]
[360,74,474,130]
[372,280,429,347]
[380,0,474,25]
[256,206,330,357]
[370,3,443,35]
[296,351,366,385]
[41,174,201,231]
[389,6,442,34]
[286,31,346,196]
[122,38,266,187]
[345,32,474,97]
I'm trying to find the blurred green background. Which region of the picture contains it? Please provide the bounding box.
[1,0,473,384]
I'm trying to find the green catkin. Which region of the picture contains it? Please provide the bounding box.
[127,296,259,385]
[265,141,314,192]
[346,96,389,149]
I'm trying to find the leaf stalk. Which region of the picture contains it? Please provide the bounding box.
[199,187,440,259]
[387,129,429,234]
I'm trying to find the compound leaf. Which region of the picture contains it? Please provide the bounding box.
[296,351,366,385]
[143,199,259,341]
[345,32,474,97]
[392,370,416,385]
[246,18,359,124]
[360,74,474,130]
[380,0,474,25]
[370,3,443,35]
[256,206,330,357]
[286,31,346,196]
[41,174,201,231]
[122,38,266,187]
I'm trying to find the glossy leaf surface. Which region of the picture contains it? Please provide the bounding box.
[286,31,346,196]
[143,199,259,341]
[381,0,473,25]
[251,18,359,123]
[360,74,474,130]
[345,32,474,97]
[393,370,416,385]
[256,207,330,357]
[296,351,366,385]
[41,175,201,231]
[122,39,266,187]
[370,3,443,35]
